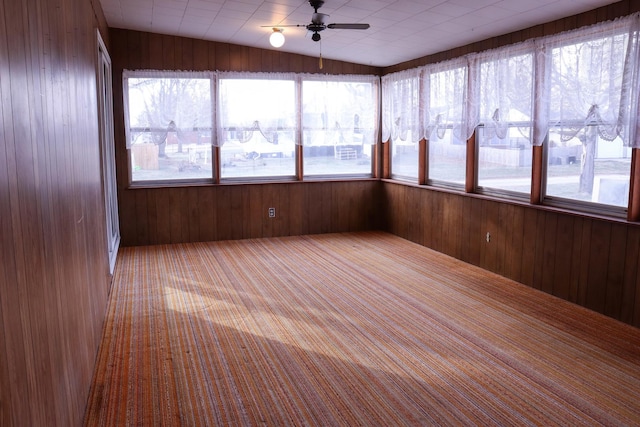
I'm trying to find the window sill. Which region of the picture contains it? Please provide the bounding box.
[382,178,639,226]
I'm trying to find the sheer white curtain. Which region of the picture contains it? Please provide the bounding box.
[301,74,379,146]
[217,72,298,147]
[123,70,214,149]
[534,14,640,147]
[423,58,470,142]
[472,42,535,143]
[379,13,640,149]
[381,69,422,143]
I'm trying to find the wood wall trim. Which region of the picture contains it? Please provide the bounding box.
[531,145,544,204]
[465,133,476,193]
[381,140,391,179]
[629,148,640,222]
[418,139,426,185]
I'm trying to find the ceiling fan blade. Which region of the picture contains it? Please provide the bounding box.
[260,24,307,28]
[327,23,370,30]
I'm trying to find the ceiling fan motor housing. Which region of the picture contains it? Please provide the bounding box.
[308,23,325,32]
[309,0,325,12]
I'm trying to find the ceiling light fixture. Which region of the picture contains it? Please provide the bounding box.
[269,28,285,48]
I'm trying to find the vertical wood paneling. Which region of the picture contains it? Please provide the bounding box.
[197,186,216,242]
[332,182,349,232]
[287,183,305,236]
[531,211,547,291]
[441,193,460,258]
[429,189,444,252]
[392,184,408,239]
[552,214,575,300]
[382,183,640,327]
[466,197,484,267]
[540,212,558,294]
[162,34,176,70]
[256,185,276,237]
[585,221,611,313]
[320,182,334,233]
[119,181,380,244]
[146,189,160,245]
[193,39,209,70]
[174,188,191,242]
[229,185,245,238]
[155,189,172,244]
[604,223,628,319]
[634,245,640,327]
[402,186,421,245]
[480,200,498,272]
[622,227,640,324]
[149,33,164,69]
[576,219,593,306]
[187,187,201,242]
[126,30,142,69]
[216,186,233,241]
[134,189,150,245]
[118,189,136,246]
[504,204,524,283]
[1,0,111,424]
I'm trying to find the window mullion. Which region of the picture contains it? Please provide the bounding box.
[531,44,549,204]
[629,148,640,221]
[296,76,303,181]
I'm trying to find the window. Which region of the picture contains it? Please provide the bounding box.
[302,77,378,177]
[218,76,297,180]
[382,70,422,181]
[124,71,380,184]
[381,13,640,218]
[124,71,214,183]
[425,63,468,186]
[545,130,631,207]
[542,24,635,211]
[476,49,534,196]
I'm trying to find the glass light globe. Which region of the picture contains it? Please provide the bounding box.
[270,30,285,48]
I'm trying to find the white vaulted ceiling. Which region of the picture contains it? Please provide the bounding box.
[99,0,620,67]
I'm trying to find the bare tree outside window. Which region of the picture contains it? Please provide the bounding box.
[126,74,213,181]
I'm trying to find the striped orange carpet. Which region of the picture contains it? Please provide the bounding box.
[84,232,640,426]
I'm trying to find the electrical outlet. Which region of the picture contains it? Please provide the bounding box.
[486,232,491,243]
[268,207,276,218]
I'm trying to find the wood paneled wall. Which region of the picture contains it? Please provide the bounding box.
[110,28,383,247]
[380,0,640,329]
[0,0,110,425]
[119,181,383,246]
[109,28,382,75]
[382,182,640,327]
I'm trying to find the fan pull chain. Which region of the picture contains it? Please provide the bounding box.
[319,40,323,69]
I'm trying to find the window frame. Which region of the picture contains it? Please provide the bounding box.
[123,70,216,186]
[423,60,469,190]
[383,14,640,221]
[300,76,379,179]
[123,71,380,187]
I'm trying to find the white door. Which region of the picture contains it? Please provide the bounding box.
[97,31,120,275]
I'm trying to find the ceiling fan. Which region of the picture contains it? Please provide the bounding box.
[265,0,370,43]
